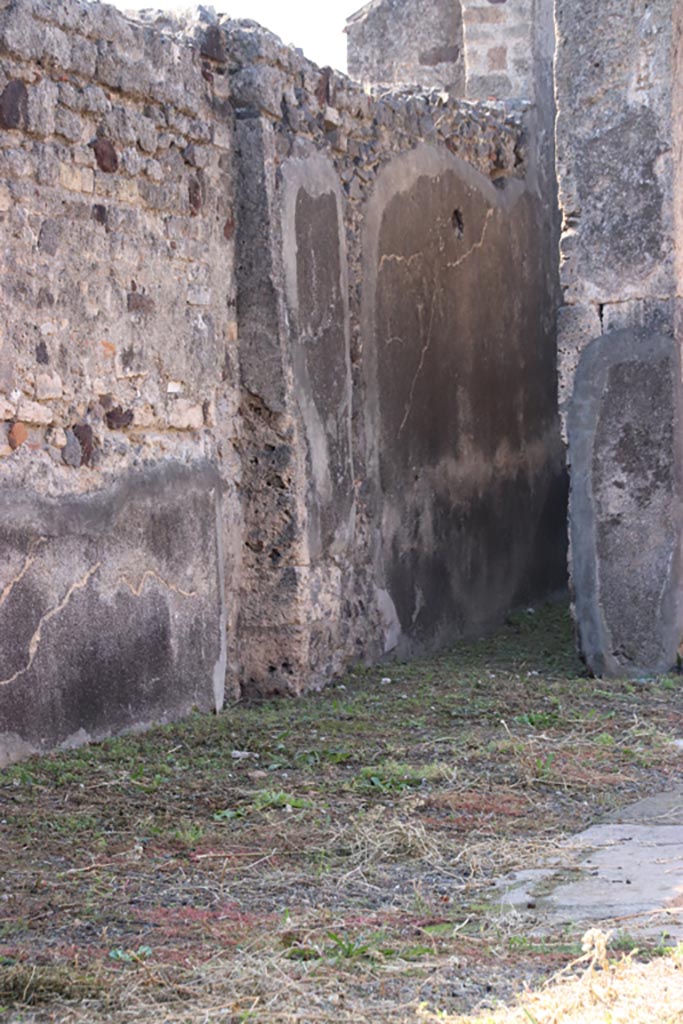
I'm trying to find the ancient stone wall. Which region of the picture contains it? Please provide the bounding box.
[461,0,535,101]
[346,0,465,95]
[346,0,541,103]
[0,0,567,762]
[0,0,239,760]
[225,18,566,669]
[555,0,683,676]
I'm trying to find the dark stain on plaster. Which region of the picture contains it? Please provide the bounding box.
[92,204,108,226]
[373,168,566,644]
[419,44,460,66]
[293,186,353,558]
[0,463,222,757]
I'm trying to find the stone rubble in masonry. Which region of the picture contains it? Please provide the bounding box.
[0,0,677,763]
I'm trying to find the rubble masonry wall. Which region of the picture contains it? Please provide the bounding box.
[0,0,567,762]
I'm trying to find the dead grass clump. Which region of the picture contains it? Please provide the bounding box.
[347,805,446,866]
[419,929,683,1023]
[0,961,105,1005]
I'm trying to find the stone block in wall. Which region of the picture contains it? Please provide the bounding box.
[0,463,226,764]
[567,330,682,678]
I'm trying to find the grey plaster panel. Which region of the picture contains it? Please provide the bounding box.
[281,154,355,562]
[567,329,683,677]
[0,461,225,762]
[363,145,566,651]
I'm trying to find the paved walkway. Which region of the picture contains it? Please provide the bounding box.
[498,786,683,942]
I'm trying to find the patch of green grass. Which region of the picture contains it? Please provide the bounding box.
[507,934,583,956]
[170,820,205,847]
[611,931,683,961]
[354,760,454,793]
[513,710,561,730]
[252,789,315,811]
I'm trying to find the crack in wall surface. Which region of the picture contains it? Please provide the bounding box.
[396,206,494,435]
[0,539,46,610]
[377,250,425,273]
[399,289,440,435]
[115,570,197,599]
[445,206,494,269]
[0,562,102,688]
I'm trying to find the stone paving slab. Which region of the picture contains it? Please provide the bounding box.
[498,787,683,942]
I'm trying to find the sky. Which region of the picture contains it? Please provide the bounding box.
[109,0,366,72]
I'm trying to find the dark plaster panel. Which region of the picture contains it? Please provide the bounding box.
[371,164,566,646]
[568,329,682,677]
[293,186,353,558]
[0,462,224,761]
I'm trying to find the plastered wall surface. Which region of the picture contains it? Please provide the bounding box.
[0,0,239,760]
[0,0,567,762]
[554,0,683,677]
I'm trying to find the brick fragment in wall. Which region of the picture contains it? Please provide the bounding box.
[72,423,94,466]
[0,81,28,130]
[8,422,28,449]
[105,406,133,430]
[92,138,118,173]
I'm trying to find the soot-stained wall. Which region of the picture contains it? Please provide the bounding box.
[0,1,567,761]
[0,464,224,761]
[364,148,566,652]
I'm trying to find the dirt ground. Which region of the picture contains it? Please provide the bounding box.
[0,604,682,1023]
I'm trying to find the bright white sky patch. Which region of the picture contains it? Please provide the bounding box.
[108,0,366,72]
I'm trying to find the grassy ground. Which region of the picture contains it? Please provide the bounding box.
[0,604,682,1023]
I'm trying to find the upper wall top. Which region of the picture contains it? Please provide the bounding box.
[347,0,539,103]
[346,0,465,95]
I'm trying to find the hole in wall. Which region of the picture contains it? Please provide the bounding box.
[451,208,465,239]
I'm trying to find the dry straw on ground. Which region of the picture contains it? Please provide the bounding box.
[1,605,682,1023]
